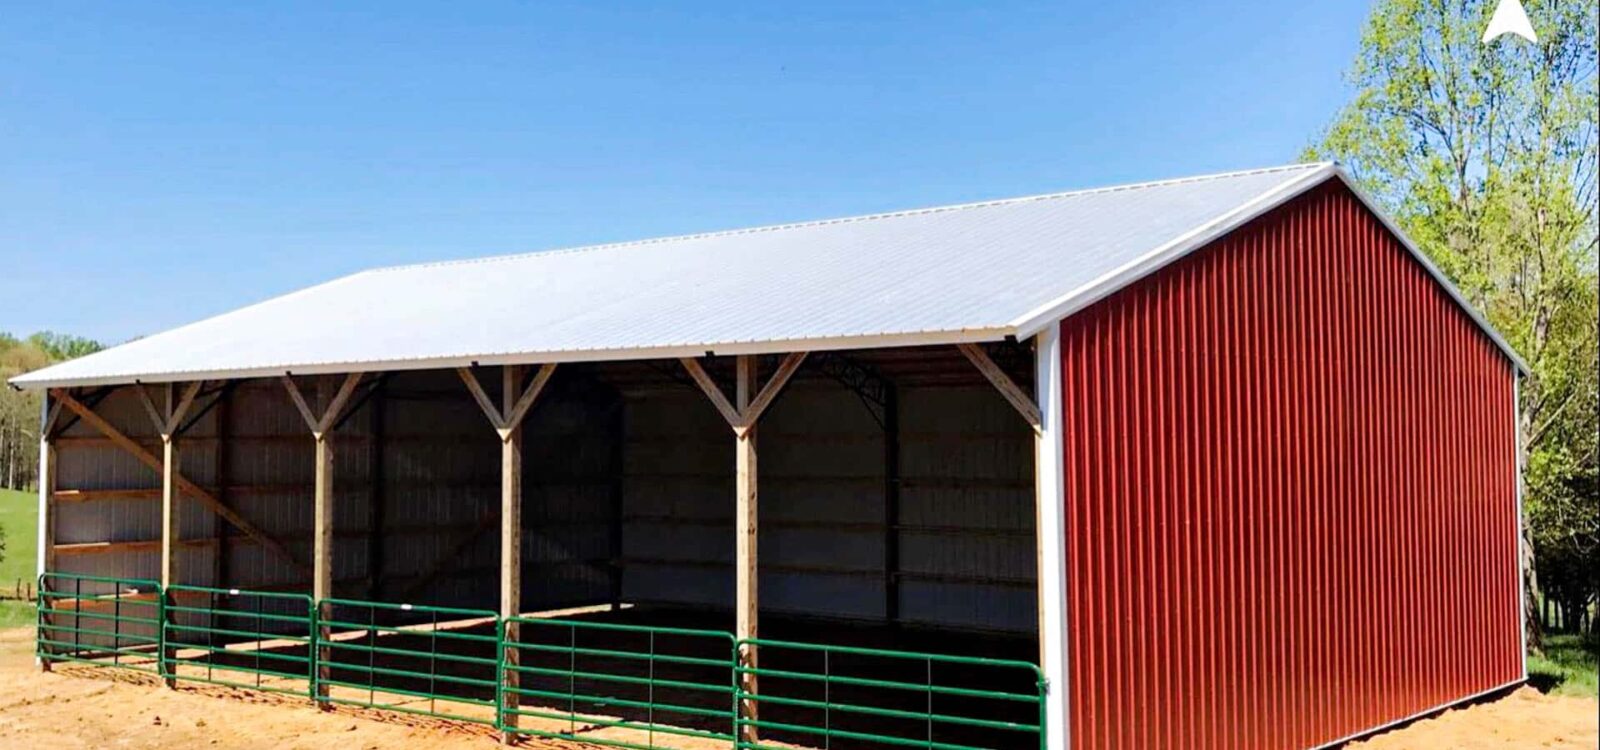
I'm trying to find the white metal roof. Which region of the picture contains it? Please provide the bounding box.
[10,162,1525,389]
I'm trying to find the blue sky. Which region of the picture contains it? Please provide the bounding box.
[1,1,1371,344]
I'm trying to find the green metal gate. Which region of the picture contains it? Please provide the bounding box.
[501,616,738,749]
[733,639,1046,750]
[163,584,316,698]
[315,598,502,725]
[37,572,164,676]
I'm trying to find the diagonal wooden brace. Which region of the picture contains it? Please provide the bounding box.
[51,389,308,576]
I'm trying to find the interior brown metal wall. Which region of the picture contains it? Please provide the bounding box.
[1060,183,1521,749]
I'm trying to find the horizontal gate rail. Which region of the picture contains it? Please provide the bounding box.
[162,584,316,699]
[316,598,501,726]
[502,616,737,749]
[37,572,165,675]
[734,639,1045,750]
[34,578,1050,750]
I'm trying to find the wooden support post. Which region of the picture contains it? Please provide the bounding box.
[136,381,203,688]
[282,372,363,707]
[734,356,759,743]
[37,392,58,672]
[501,366,525,744]
[159,434,179,686]
[312,421,333,690]
[677,351,806,746]
[456,363,557,744]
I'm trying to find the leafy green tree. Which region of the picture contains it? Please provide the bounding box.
[0,331,106,491]
[1308,0,1598,645]
[26,331,103,361]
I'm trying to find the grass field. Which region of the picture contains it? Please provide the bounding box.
[0,488,36,591]
[0,487,37,628]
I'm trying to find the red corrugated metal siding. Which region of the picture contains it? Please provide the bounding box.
[1060,182,1521,750]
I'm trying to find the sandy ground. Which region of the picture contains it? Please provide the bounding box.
[0,625,497,750]
[1346,685,1597,749]
[0,625,1594,749]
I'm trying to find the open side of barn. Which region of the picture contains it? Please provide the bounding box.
[15,164,1527,750]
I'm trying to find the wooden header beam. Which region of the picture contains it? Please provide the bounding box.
[456,364,558,440]
[283,373,364,439]
[679,352,808,435]
[135,381,203,439]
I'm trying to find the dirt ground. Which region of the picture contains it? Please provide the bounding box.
[1346,685,1597,749]
[0,626,1594,749]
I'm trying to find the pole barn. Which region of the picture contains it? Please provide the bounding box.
[12,162,1526,750]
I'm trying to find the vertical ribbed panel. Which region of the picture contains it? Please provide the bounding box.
[1061,183,1521,749]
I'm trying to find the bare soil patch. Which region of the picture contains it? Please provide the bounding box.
[0,624,1594,749]
[1346,684,1596,749]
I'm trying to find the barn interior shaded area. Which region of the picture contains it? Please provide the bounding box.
[42,344,1045,748]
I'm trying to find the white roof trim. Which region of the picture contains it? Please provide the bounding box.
[13,327,1014,390]
[1012,162,1528,375]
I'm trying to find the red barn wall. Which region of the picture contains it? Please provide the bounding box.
[1059,182,1522,749]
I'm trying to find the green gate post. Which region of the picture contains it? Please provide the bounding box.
[34,576,52,672]
[159,583,173,688]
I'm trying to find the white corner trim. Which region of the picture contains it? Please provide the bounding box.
[1513,373,1528,679]
[35,392,48,582]
[1034,322,1069,750]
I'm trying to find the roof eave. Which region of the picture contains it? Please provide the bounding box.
[6,325,1020,391]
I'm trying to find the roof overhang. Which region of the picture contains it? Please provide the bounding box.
[10,326,1018,391]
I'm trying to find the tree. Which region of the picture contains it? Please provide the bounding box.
[0,332,106,491]
[26,331,104,361]
[1307,0,1598,648]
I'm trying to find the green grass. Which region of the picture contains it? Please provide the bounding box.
[0,488,38,630]
[1528,633,1600,698]
[0,599,35,628]
[0,487,37,591]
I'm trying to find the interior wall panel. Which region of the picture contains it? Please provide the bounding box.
[620,376,1036,632]
[1061,183,1522,749]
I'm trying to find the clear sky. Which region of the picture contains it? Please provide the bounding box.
[1,1,1372,344]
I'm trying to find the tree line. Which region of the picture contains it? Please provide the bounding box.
[1309,0,1597,639]
[0,332,104,491]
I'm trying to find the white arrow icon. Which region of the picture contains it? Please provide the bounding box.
[1482,0,1537,43]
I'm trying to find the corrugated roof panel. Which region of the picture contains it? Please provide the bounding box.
[18,162,1512,388]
